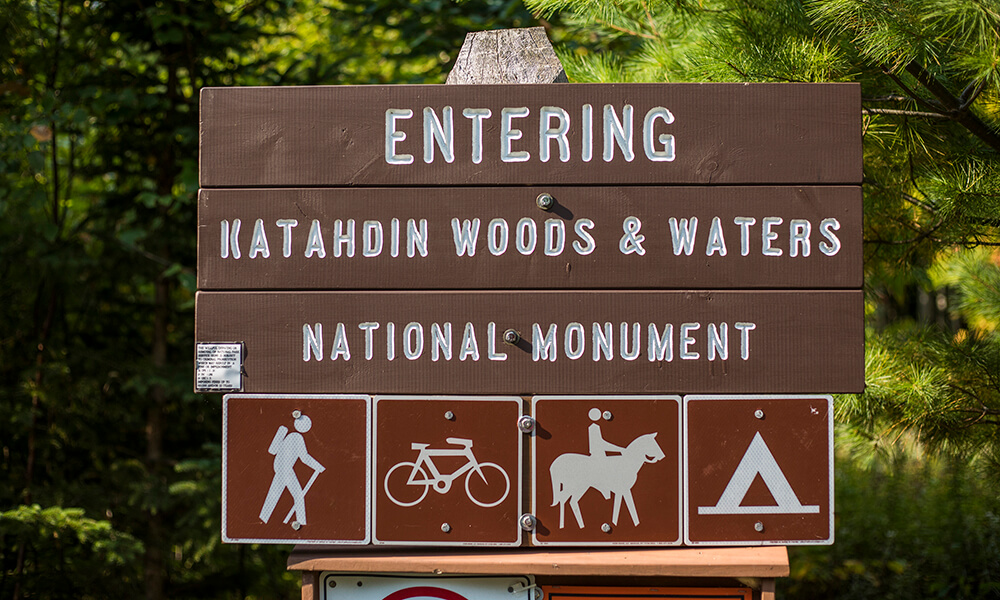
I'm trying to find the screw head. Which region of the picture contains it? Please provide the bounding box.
[291,521,302,530]
[602,410,613,421]
[754,409,764,419]
[444,410,455,421]
[519,513,536,531]
[518,415,536,434]
[292,410,302,419]
[601,523,612,533]
[441,522,452,533]
[754,521,765,532]
[503,329,520,345]
[536,193,555,211]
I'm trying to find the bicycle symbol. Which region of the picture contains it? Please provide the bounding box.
[383,437,511,508]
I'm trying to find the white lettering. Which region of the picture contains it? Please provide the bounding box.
[603,104,634,162]
[385,108,414,165]
[249,218,270,259]
[819,218,842,256]
[762,217,782,256]
[332,219,355,258]
[705,216,728,256]
[403,322,424,360]
[533,323,558,362]
[501,107,530,162]
[708,322,728,361]
[516,217,537,255]
[573,219,596,255]
[544,219,565,256]
[463,108,491,164]
[539,106,571,162]
[304,219,326,258]
[276,219,298,258]
[581,104,594,162]
[565,322,585,360]
[221,219,241,259]
[620,322,641,360]
[431,322,452,361]
[648,324,674,362]
[423,106,455,164]
[451,218,480,257]
[459,323,480,361]
[330,323,351,361]
[593,322,613,361]
[362,220,383,257]
[407,218,428,258]
[735,322,756,360]
[680,323,700,359]
[734,216,756,256]
[303,323,322,361]
[643,107,675,161]
[359,322,379,360]
[487,322,507,361]
[789,219,810,257]
[669,217,698,256]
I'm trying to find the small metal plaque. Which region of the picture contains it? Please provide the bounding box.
[195,342,243,391]
[321,575,535,600]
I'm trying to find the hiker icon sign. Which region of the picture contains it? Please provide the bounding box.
[531,396,682,546]
[222,394,370,545]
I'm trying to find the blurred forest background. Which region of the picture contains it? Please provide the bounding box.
[2,0,999,598]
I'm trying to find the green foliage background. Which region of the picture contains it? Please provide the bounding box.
[3,0,1000,598]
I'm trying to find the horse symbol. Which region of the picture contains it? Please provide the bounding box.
[549,432,664,529]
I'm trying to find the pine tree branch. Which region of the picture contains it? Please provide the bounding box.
[595,18,656,40]
[904,60,1000,153]
[863,107,950,119]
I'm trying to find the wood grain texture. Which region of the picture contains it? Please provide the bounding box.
[198,186,861,291]
[285,546,790,577]
[446,28,567,84]
[199,83,861,187]
[195,290,864,394]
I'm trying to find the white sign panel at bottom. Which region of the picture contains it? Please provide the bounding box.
[321,575,535,600]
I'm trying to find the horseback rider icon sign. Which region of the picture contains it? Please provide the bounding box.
[531,396,682,546]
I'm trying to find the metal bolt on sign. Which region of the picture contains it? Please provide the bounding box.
[754,521,765,532]
[536,193,555,211]
[754,409,765,419]
[291,521,302,530]
[503,329,520,344]
[444,410,455,421]
[518,415,536,434]
[602,410,613,421]
[601,523,612,533]
[519,513,537,531]
[441,522,452,533]
[292,410,301,419]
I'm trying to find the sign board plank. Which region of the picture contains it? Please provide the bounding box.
[195,290,863,394]
[200,83,861,187]
[372,396,522,546]
[531,396,681,546]
[543,586,752,600]
[198,186,861,290]
[222,394,370,544]
[684,395,834,546]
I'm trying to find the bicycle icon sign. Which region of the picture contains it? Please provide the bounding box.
[384,437,511,508]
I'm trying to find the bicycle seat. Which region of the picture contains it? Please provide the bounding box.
[446,437,473,447]
[410,442,430,450]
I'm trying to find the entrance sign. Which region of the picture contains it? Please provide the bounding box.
[684,395,834,545]
[200,83,861,187]
[197,186,861,291]
[195,290,863,394]
[222,394,370,544]
[320,575,535,600]
[373,396,522,546]
[531,396,681,545]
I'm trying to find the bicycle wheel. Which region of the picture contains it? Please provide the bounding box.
[384,462,430,507]
[465,462,510,508]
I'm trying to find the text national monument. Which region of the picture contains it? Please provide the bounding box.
[197,63,861,587]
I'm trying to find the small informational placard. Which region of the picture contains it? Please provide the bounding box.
[543,585,751,600]
[195,342,242,391]
[321,575,535,600]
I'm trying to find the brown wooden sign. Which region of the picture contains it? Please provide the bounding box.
[195,290,863,394]
[531,396,681,546]
[222,394,370,544]
[200,84,861,187]
[543,586,752,600]
[684,395,833,545]
[372,396,522,546]
[198,186,861,290]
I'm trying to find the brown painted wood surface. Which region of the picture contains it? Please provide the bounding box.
[195,290,863,394]
[199,83,861,187]
[198,186,861,290]
[285,546,790,577]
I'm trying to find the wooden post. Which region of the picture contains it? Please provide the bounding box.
[446,27,568,84]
